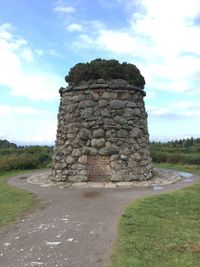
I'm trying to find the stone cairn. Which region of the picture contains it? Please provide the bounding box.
[51,77,153,183]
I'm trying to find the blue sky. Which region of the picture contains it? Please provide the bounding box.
[0,0,200,145]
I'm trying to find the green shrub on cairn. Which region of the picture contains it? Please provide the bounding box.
[65,58,145,88]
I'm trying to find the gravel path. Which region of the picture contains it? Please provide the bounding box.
[0,169,199,267]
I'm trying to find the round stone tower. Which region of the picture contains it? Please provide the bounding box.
[51,60,153,182]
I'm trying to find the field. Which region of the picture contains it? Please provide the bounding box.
[110,164,200,267]
[0,170,38,227]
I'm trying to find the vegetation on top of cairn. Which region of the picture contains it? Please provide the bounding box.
[65,58,145,88]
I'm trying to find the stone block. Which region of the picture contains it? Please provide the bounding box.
[129,127,142,138]
[93,129,105,138]
[114,116,127,124]
[99,146,119,156]
[72,148,81,157]
[78,100,96,109]
[78,128,91,140]
[65,156,75,164]
[110,100,126,109]
[82,146,98,155]
[78,155,88,164]
[91,138,105,147]
[99,99,108,107]
[116,182,133,187]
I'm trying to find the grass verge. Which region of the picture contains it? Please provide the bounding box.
[0,170,38,228]
[110,164,200,267]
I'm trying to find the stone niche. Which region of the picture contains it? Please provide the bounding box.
[51,79,153,182]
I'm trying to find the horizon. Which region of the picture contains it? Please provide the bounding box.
[0,0,200,145]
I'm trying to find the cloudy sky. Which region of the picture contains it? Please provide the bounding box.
[0,0,200,145]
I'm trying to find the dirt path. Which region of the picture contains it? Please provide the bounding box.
[0,170,199,267]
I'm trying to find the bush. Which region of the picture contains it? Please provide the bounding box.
[0,140,53,173]
[65,58,145,88]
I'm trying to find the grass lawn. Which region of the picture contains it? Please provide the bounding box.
[110,164,200,267]
[0,170,38,227]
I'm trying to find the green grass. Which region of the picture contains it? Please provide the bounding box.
[0,170,38,227]
[110,165,200,267]
[154,163,200,176]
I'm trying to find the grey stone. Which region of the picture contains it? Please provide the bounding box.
[101,109,111,117]
[78,100,96,109]
[108,79,127,86]
[91,138,105,147]
[71,163,85,170]
[63,147,70,155]
[111,169,129,181]
[120,154,128,161]
[78,155,88,164]
[111,155,119,161]
[82,147,98,155]
[103,118,115,125]
[93,129,105,138]
[72,148,81,157]
[65,156,75,164]
[74,85,89,90]
[114,116,127,124]
[129,127,142,138]
[99,146,119,156]
[92,92,100,101]
[68,175,87,182]
[71,95,85,102]
[127,102,137,108]
[80,108,93,119]
[67,134,75,139]
[128,159,137,170]
[97,78,106,84]
[66,104,77,113]
[134,108,142,116]
[110,100,126,109]
[102,92,117,99]
[78,128,91,140]
[116,129,128,138]
[131,153,141,162]
[89,83,109,89]
[99,99,108,107]
[111,160,124,171]
[116,182,133,187]
[124,108,134,117]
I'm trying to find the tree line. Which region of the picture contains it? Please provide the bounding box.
[0,139,53,173]
[150,137,200,165]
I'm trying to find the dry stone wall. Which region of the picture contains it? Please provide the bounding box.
[51,79,153,182]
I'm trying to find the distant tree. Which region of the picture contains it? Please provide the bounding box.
[65,58,145,88]
[0,139,17,149]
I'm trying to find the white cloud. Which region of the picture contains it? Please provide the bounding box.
[48,49,61,57]
[0,105,49,117]
[70,0,200,94]
[21,48,34,62]
[96,30,137,54]
[0,104,57,145]
[54,5,75,14]
[66,23,83,32]
[35,49,44,56]
[147,101,200,119]
[172,100,200,110]
[0,23,62,100]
